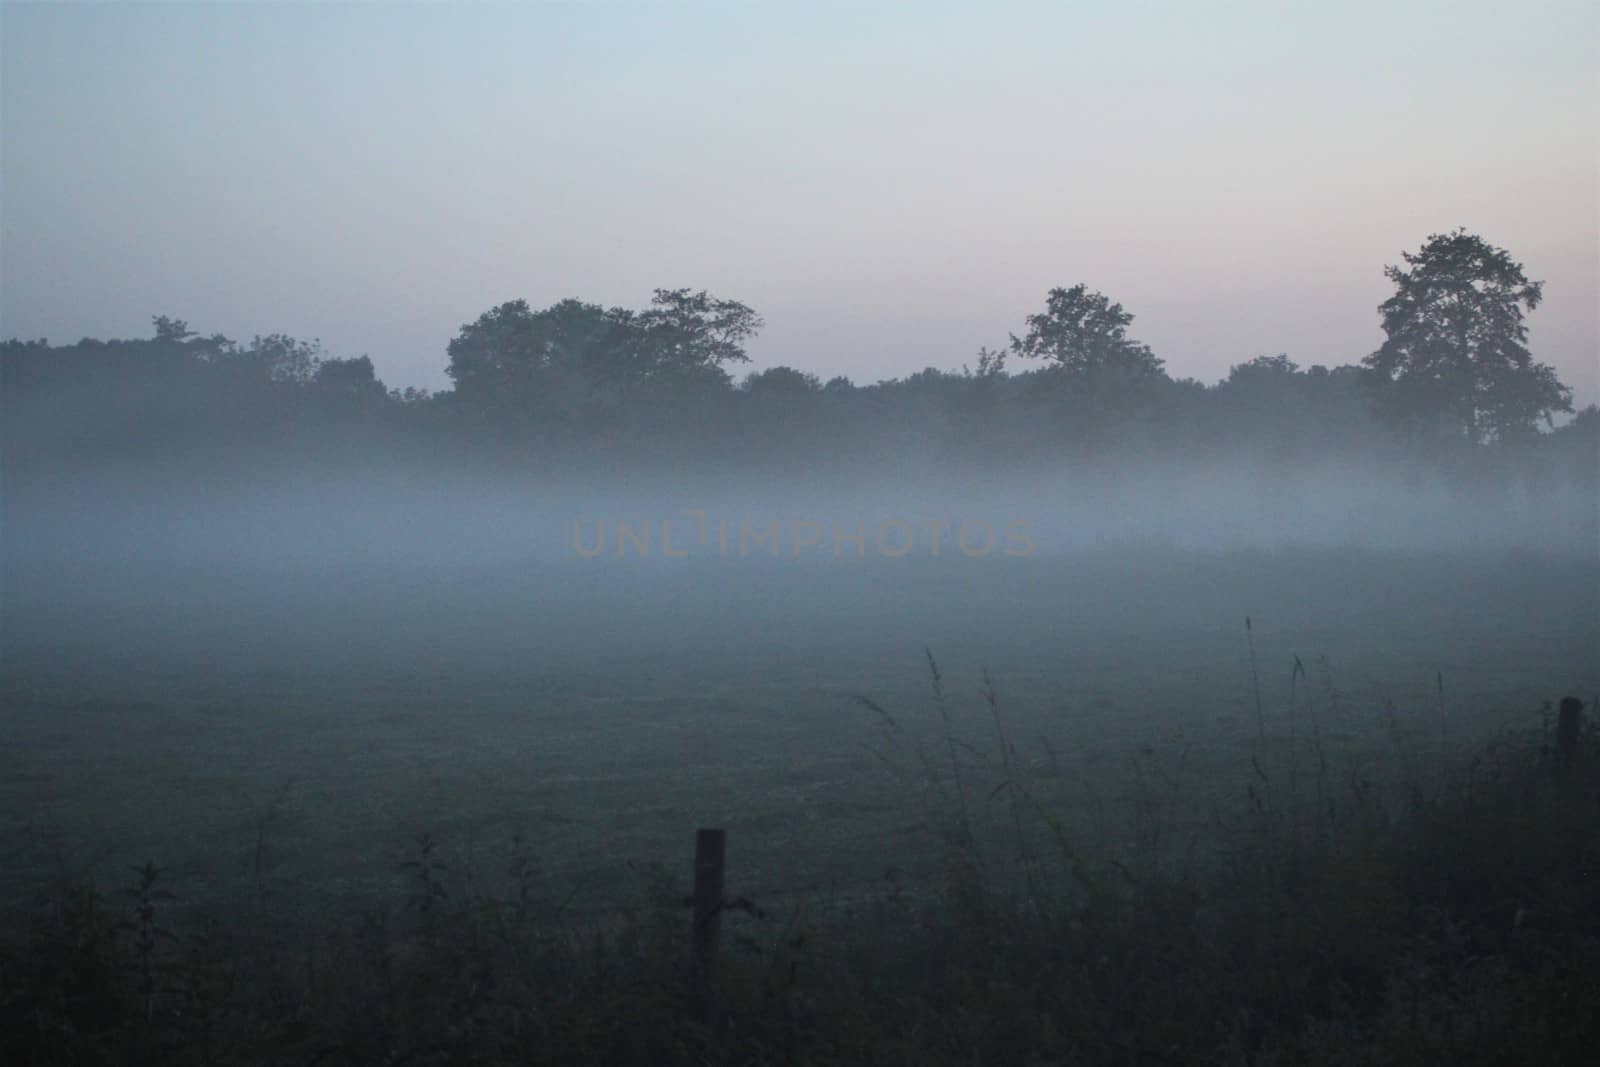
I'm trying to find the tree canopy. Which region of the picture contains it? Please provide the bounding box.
[1364,229,1572,444]
[1009,284,1167,391]
[3,237,1588,481]
[444,289,762,418]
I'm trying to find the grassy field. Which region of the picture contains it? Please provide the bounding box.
[3,548,1594,917]
[3,547,1598,1063]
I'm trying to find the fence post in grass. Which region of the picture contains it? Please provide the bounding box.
[691,827,726,1025]
[1556,697,1584,775]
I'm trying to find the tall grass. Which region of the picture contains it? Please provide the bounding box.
[3,666,1597,1066]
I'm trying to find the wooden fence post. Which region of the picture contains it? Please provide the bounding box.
[691,827,726,1025]
[1557,697,1584,775]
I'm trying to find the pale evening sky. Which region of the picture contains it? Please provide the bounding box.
[2,0,1595,401]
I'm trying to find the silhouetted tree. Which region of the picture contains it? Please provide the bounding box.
[1009,284,1166,389]
[233,333,323,386]
[445,290,759,422]
[152,315,195,344]
[313,356,386,400]
[1207,354,1377,458]
[1226,353,1299,386]
[444,298,640,419]
[971,346,1008,378]
[635,288,763,385]
[742,366,821,397]
[1363,230,1572,444]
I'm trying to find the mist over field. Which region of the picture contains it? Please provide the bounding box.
[4,284,1598,908]
[4,444,1591,683]
[10,450,1598,565]
[6,418,1596,832]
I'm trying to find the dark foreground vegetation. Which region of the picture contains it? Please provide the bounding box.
[4,694,1595,1066]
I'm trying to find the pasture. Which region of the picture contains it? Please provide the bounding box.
[4,547,1594,919]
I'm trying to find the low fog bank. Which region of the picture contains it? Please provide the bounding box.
[5,452,1595,573]
[4,451,1595,702]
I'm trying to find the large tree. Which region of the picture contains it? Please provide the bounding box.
[444,298,638,414]
[634,288,762,385]
[445,289,761,412]
[1364,229,1571,444]
[1009,284,1166,391]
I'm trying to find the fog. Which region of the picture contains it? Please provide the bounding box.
[6,452,1595,701]
[12,449,1595,566]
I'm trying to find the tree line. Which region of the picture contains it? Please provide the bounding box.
[3,230,1593,482]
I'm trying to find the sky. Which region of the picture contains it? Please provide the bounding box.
[3,0,1595,401]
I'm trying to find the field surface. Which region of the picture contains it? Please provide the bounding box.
[4,549,1596,918]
